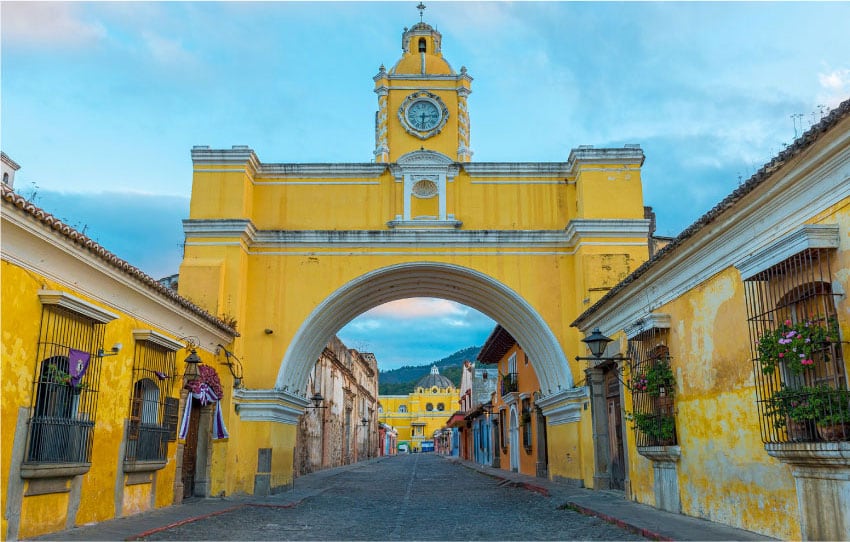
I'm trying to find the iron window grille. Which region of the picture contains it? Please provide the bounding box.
[628,327,678,447]
[501,373,519,396]
[744,248,847,444]
[125,340,178,463]
[25,305,105,465]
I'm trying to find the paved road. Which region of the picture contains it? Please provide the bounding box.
[142,454,645,541]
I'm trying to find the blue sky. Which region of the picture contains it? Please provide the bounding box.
[3,1,849,370]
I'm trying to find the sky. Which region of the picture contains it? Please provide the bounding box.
[3,1,850,370]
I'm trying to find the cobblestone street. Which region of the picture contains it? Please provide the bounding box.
[143,454,645,541]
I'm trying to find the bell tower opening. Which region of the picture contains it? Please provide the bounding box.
[418,37,427,53]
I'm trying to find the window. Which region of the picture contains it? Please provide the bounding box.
[437,403,445,411]
[426,403,434,411]
[26,298,111,465]
[499,409,507,449]
[125,332,178,464]
[399,404,407,413]
[628,326,677,447]
[521,398,533,449]
[742,240,846,444]
[418,37,426,53]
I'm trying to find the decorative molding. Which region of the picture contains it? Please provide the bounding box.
[625,314,672,339]
[257,163,387,179]
[191,146,261,174]
[232,388,309,425]
[564,219,652,245]
[637,445,681,462]
[735,224,840,280]
[183,219,256,244]
[132,330,185,352]
[566,146,645,175]
[535,387,588,425]
[462,162,569,177]
[386,219,462,229]
[38,290,118,323]
[765,441,850,468]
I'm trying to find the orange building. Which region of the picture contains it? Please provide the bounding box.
[477,325,548,477]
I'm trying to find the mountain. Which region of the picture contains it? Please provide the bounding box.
[378,345,480,395]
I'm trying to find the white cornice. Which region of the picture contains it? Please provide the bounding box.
[462,163,569,177]
[735,224,840,280]
[565,219,651,245]
[38,290,118,323]
[132,329,185,351]
[566,146,645,175]
[257,163,387,178]
[625,314,672,339]
[535,387,588,425]
[232,388,308,425]
[574,128,850,334]
[182,219,256,243]
[191,146,261,173]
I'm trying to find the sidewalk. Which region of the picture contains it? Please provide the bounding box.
[28,455,776,541]
[443,456,775,541]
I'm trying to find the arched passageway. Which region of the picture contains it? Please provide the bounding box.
[278,262,572,402]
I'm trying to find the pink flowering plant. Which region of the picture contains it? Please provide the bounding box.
[630,359,675,397]
[757,318,837,375]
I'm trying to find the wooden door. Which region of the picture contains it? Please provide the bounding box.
[605,371,625,490]
[181,399,200,499]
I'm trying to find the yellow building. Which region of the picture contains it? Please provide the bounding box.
[379,366,459,452]
[572,98,850,540]
[179,10,651,497]
[0,184,238,540]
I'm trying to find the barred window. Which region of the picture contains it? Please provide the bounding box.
[125,332,178,464]
[744,247,847,443]
[26,303,107,465]
[628,327,678,447]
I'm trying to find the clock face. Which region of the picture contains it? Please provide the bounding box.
[406,100,441,131]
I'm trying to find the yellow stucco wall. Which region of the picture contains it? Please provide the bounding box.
[1,258,229,539]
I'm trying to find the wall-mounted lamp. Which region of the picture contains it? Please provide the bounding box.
[307,392,326,409]
[184,348,202,379]
[216,344,244,388]
[361,417,369,427]
[96,343,123,358]
[575,328,629,363]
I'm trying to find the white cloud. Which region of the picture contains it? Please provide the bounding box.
[141,31,197,69]
[362,298,467,320]
[818,68,850,109]
[1,2,106,47]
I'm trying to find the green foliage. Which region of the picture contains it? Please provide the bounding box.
[631,359,675,398]
[767,384,850,427]
[631,412,676,443]
[377,346,479,395]
[757,318,837,375]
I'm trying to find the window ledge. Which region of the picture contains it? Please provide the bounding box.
[20,462,91,479]
[637,445,681,462]
[123,459,168,473]
[765,441,850,467]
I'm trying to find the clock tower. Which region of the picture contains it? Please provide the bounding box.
[373,6,472,163]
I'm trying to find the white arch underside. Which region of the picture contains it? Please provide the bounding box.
[277,262,572,400]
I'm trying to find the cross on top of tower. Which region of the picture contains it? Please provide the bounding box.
[417,2,426,22]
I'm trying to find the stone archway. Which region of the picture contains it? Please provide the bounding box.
[279,261,572,402]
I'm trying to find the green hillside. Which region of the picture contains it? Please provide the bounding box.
[378,345,480,395]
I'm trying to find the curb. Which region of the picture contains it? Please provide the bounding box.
[127,504,247,541]
[562,501,672,542]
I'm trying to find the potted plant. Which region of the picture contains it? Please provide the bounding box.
[631,412,676,446]
[808,385,850,441]
[757,318,838,375]
[632,358,675,413]
[765,384,816,440]
[46,363,87,394]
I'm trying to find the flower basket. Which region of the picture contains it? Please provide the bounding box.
[631,412,676,445]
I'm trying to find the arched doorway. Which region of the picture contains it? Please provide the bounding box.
[509,405,520,472]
